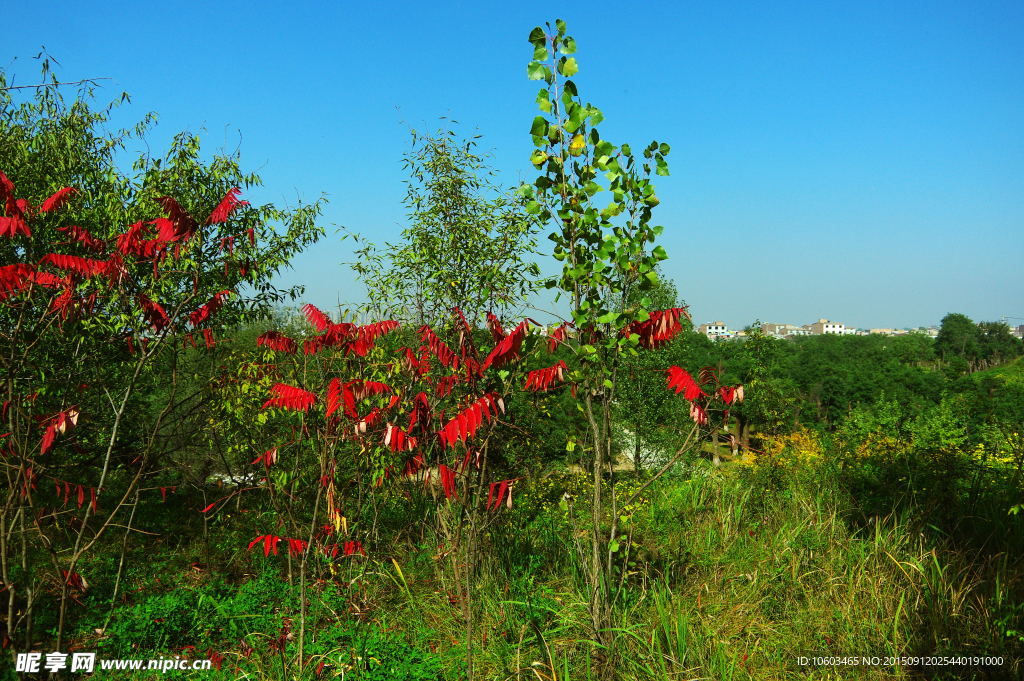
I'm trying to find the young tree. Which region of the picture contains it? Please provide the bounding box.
[346,122,540,328]
[521,21,741,670]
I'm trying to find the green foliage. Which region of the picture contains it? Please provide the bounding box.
[0,58,324,654]
[346,122,540,327]
[935,312,979,360]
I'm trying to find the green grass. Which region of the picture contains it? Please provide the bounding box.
[11,441,1023,681]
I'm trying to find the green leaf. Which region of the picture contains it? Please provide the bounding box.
[659,142,670,155]
[527,61,546,80]
[656,159,670,176]
[529,27,546,44]
[533,45,550,61]
[559,497,569,511]
[530,116,548,136]
[652,225,663,236]
[525,200,541,215]
[588,106,605,126]
[561,36,577,54]
[556,19,567,34]
[609,538,619,553]
[560,57,579,77]
[652,245,668,260]
[536,88,552,113]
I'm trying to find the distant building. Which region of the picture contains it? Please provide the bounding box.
[869,328,893,335]
[809,319,845,335]
[698,321,728,338]
[762,323,800,336]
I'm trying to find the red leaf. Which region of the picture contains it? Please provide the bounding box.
[525,360,568,392]
[257,331,298,354]
[262,384,316,412]
[207,188,248,224]
[325,378,342,418]
[0,216,30,239]
[435,374,459,398]
[251,447,277,467]
[437,393,502,450]
[137,294,169,333]
[0,170,14,205]
[77,485,84,509]
[56,225,106,254]
[488,479,520,510]
[439,464,457,500]
[200,501,218,513]
[156,196,199,242]
[39,253,106,278]
[482,320,531,370]
[665,366,706,401]
[347,380,393,402]
[398,347,422,375]
[189,290,231,327]
[36,187,77,213]
[302,303,332,332]
[161,487,167,502]
[420,326,459,370]
[90,487,97,513]
[486,312,506,343]
[342,382,357,419]
[40,425,56,455]
[0,264,38,298]
[547,323,571,353]
[384,424,413,453]
[358,320,400,344]
[407,391,431,435]
[620,307,691,350]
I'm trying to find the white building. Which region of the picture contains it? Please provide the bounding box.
[809,319,844,335]
[698,321,728,338]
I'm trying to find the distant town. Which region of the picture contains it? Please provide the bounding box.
[696,319,1024,341]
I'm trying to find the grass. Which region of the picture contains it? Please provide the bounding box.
[13,437,1024,681]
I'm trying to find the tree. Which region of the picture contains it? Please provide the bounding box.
[977,321,1022,365]
[0,60,323,656]
[613,270,692,470]
[935,313,979,361]
[346,122,540,328]
[521,21,739,672]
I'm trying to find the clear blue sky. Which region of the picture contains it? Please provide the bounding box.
[5,0,1022,330]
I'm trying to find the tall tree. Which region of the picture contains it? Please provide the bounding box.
[935,312,979,360]
[522,22,738,673]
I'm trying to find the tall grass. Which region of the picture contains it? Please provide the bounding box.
[41,436,1024,681]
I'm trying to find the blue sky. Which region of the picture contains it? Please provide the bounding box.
[5,0,1022,330]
